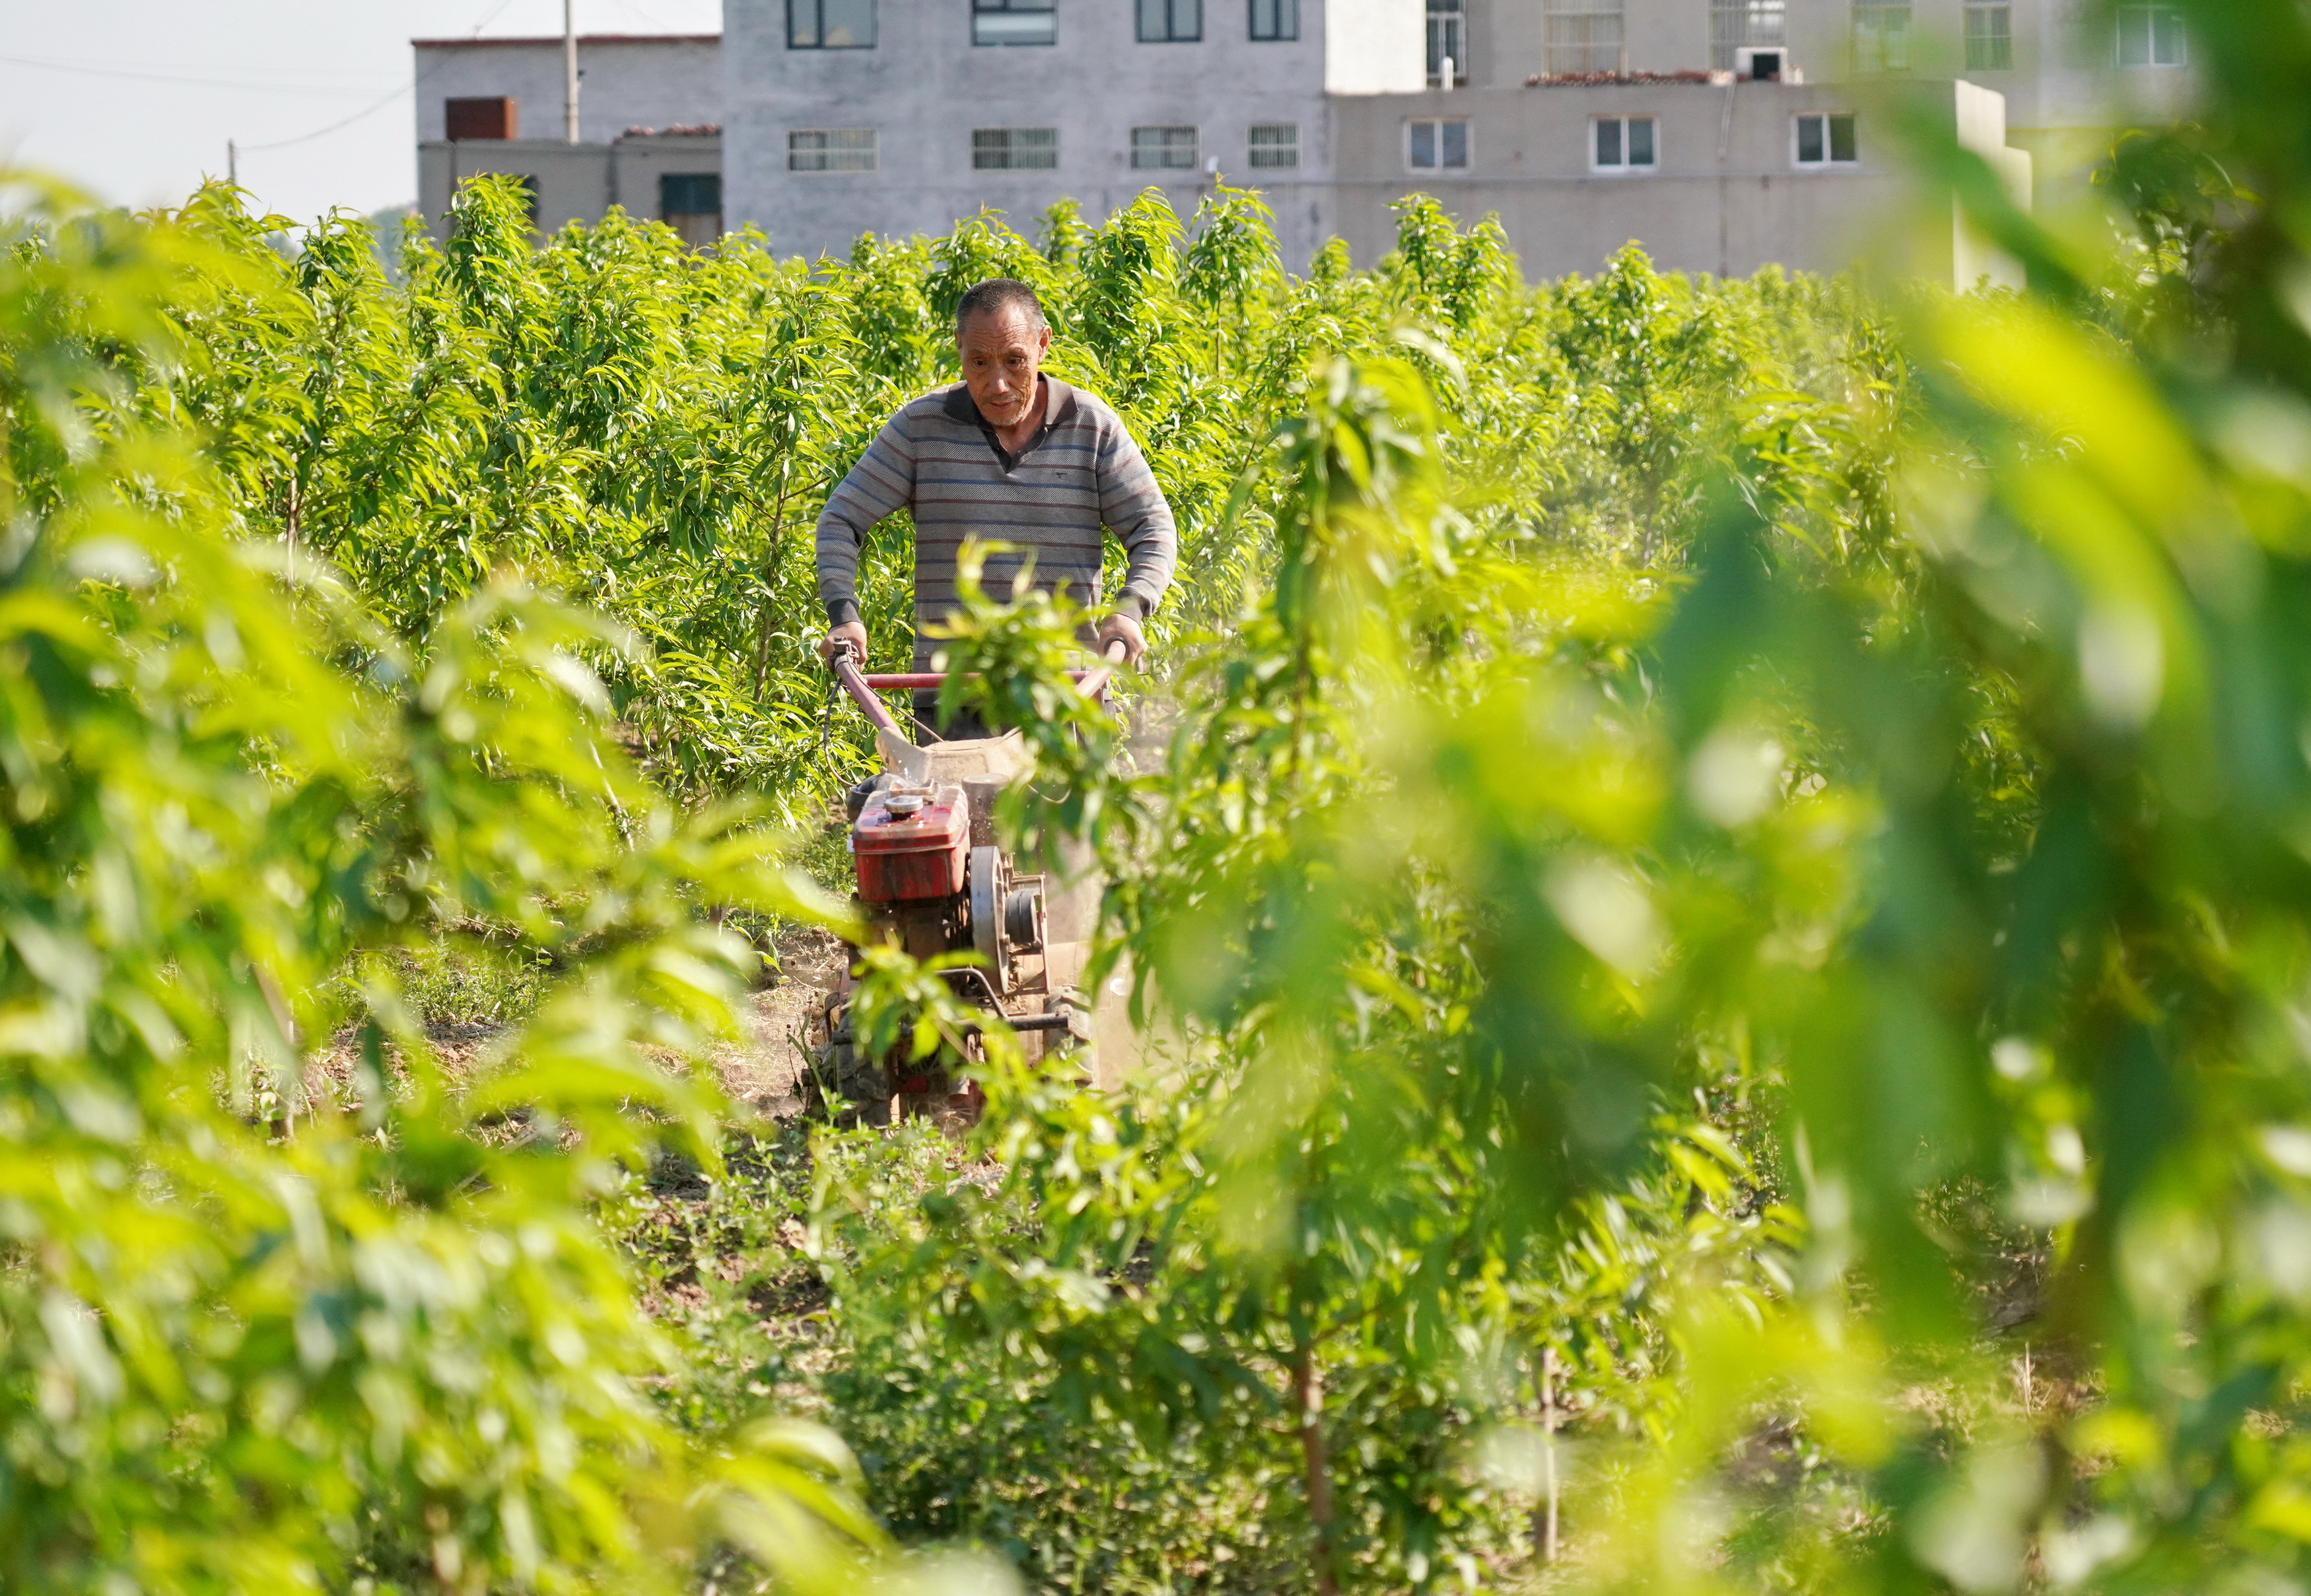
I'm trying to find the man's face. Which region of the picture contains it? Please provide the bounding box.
[958,307,1052,429]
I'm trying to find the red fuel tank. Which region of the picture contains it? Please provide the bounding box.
[852,783,969,902]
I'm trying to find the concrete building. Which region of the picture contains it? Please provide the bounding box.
[720,0,1418,267]
[412,34,724,242]
[414,1,2195,276]
[719,0,2070,274]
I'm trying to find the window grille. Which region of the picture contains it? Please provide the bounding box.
[1248,122,1299,168]
[1964,2,2012,69]
[1544,0,1624,76]
[1850,2,1910,72]
[788,0,877,47]
[973,127,1059,169]
[1426,0,1465,86]
[1130,125,1198,170]
[1249,0,1298,41]
[788,127,878,172]
[973,0,1055,46]
[1591,115,1656,171]
[2115,5,2186,66]
[1709,0,1783,71]
[1138,0,1201,40]
[1407,118,1469,170]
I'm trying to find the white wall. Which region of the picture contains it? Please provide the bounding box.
[1325,77,2014,283]
[1323,0,1423,94]
[412,36,722,145]
[419,135,723,237]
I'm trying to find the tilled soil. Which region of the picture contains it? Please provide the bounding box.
[712,924,849,1117]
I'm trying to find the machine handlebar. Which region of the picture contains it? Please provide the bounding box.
[825,638,1130,733]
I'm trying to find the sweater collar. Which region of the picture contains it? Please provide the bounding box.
[940,374,1076,431]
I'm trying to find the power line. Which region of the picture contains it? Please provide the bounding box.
[0,52,395,96]
[235,80,417,153]
[236,0,523,156]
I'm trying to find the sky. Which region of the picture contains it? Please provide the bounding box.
[0,0,722,223]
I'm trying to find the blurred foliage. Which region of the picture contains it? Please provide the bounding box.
[33,6,2311,1585]
[125,174,1849,820]
[791,4,2311,1594]
[0,174,880,1592]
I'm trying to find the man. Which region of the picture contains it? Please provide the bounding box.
[813,277,1176,732]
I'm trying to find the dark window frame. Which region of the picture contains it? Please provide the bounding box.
[1249,0,1298,40]
[1138,0,1202,43]
[973,0,1057,46]
[787,0,878,47]
[1792,110,1859,166]
[1406,117,1470,171]
[1426,0,1465,85]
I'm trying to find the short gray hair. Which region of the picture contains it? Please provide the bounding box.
[955,277,1047,336]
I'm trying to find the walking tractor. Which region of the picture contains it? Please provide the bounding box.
[804,641,1124,1123]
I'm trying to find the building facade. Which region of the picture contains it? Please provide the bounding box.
[415,2,2196,277]
[720,0,1418,267]
[412,34,725,242]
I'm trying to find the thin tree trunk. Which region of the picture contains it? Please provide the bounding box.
[1295,1340,1338,1596]
[751,477,793,698]
[285,473,302,618]
[1537,1344,1561,1565]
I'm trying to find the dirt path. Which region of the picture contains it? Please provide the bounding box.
[712,924,848,1118]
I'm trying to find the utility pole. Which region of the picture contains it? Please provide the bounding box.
[563,0,580,143]
[227,140,238,186]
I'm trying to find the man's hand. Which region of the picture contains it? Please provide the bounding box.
[819,621,869,666]
[1096,611,1148,666]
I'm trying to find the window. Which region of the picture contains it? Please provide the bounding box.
[788,127,878,172]
[1130,125,1198,170]
[1249,122,1299,168]
[1591,115,1656,172]
[1544,0,1623,75]
[659,173,722,248]
[1964,2,2011,69]
[973,127,1059,169]
[1709,0,1784,71]
[1138,0,1201,40]
[1407,118,1469,170]
[1851,2,1910,72]
[2116,6,2186,66]
[1793,112,1857,167]
[788,0,877,46]
[1249,0,1298,42]
[444,97,517,140]
[1426,0,1465,85]
[973,0,1055,46]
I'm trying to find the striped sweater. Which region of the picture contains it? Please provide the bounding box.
[815,376,1177,664]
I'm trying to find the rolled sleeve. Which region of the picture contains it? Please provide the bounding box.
[814,423,917,626]
[1094,422,1177,619]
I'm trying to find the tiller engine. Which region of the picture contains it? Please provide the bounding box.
[806,646,1114,1123]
